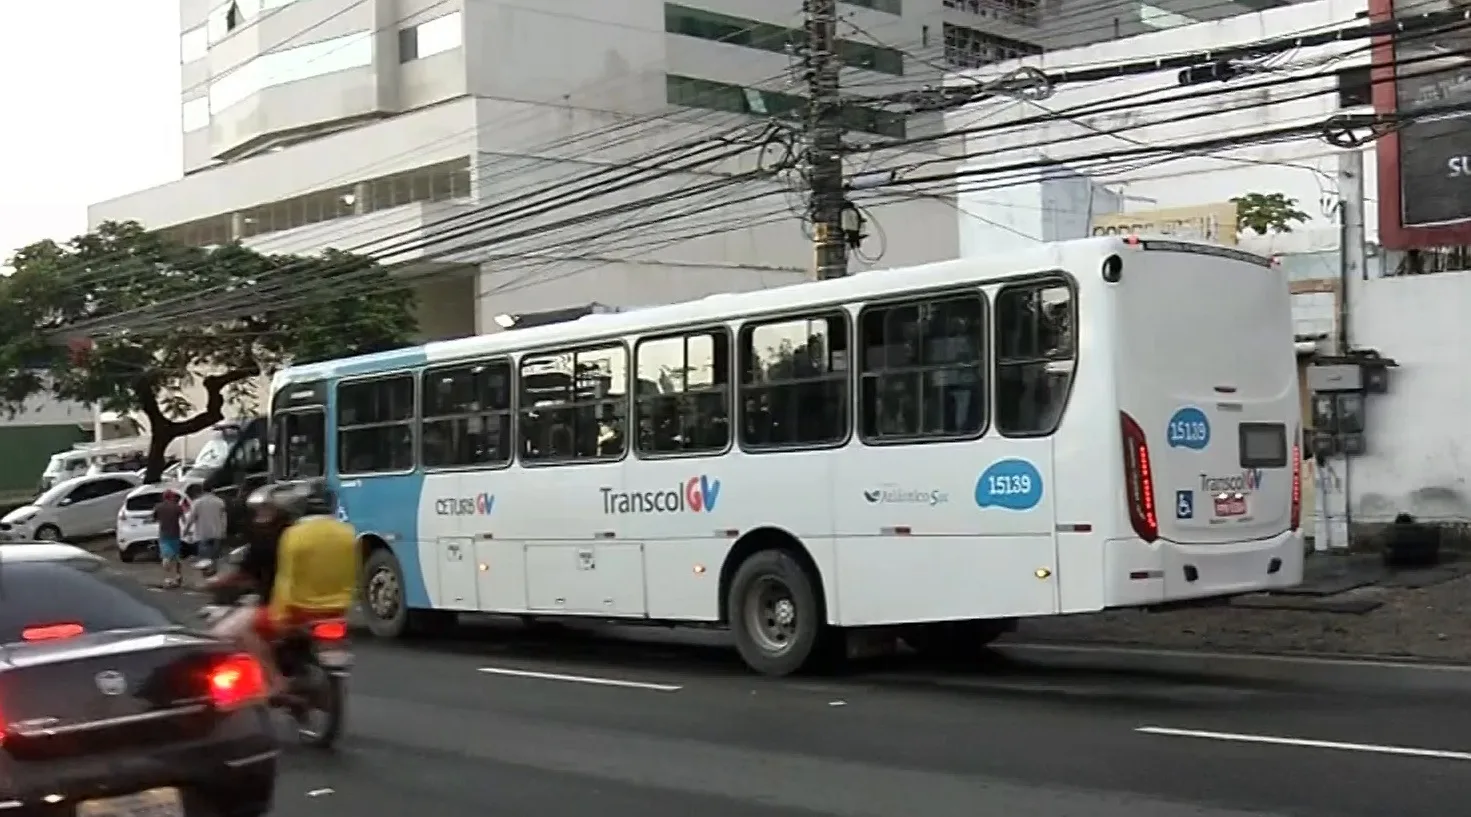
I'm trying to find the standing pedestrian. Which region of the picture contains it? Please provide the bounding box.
[186,483,228,574]
[152,489,186,588]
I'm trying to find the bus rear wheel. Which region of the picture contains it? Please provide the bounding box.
[728,550,825,677]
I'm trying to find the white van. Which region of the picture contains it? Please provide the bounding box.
[38,451,91,492]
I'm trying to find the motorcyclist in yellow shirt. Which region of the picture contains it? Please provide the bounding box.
[211,480,357,695]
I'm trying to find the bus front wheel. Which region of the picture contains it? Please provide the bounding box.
[361,548,457,638]
[728,550,825,677]
[362,548,410,638]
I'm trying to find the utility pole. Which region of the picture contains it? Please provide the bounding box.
[804,0,848,279]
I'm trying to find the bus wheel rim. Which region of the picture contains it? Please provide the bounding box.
[368,567,401,619]
[745,576,799,655]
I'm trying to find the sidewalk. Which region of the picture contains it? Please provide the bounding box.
[1006,551,1471,663]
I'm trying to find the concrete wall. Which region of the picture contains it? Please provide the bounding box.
[1345,271,1471,525]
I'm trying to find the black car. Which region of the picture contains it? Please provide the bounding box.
[0,544,277,817]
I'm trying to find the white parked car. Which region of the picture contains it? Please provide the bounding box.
[0,473,143,543]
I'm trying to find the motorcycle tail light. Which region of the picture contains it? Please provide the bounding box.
[310,620,348,641]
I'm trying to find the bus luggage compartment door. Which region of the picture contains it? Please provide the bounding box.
[437,536,479,611]
[524,543,647,617]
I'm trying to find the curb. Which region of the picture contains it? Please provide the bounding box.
[994,642,1471,695]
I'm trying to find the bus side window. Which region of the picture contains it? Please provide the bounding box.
[738,311,849,449]
[336,376,416,474]
[634,329,731,456]
[995,281,1076,436]
[275,410,326,480]
[421,359,514,469]
[858,292,986,442]
[519,344,628,463]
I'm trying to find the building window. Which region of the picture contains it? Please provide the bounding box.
[519,345,628,463]
[181,26,208,63]
[738,312,850,449]
[842,0,903,14]
[1337,66,1371,108]
[182,97,210,132]
[942,23,1041,69]
[859,293,986,442]
[1137,2,1197,29]
[943,0,1040,27]
[400,11,463,63]
[336,375,416,474]
[421,359,514,469]
[634,329,731,455]
[208,31,372,115]
[168,158,472,246]
[665,75,904,138]
[994,281,1075,436]
[664,5,903,76]
[664,5,797,53]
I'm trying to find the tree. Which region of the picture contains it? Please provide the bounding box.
[0,220,419,482]
[1232,192,1310,236]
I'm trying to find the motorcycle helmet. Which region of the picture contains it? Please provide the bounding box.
[247,483,309,521]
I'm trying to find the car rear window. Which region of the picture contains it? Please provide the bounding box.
[125,492,164,512]
[0,559,185,643]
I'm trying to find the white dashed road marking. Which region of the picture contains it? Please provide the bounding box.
[1137,726,1471,761]
[477,666,682,692]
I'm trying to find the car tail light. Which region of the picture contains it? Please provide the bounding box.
[22,623,84,642]
[310,620,348,641]
[1290,441,1302,531]
[1120,411,1159,543]
[208,653,267,710]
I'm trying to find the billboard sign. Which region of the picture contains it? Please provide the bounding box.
[1090,203,1239,245]
[1373,0,1471,247]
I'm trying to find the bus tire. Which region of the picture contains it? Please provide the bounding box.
[361,548,411,639]
[728,549,825,677]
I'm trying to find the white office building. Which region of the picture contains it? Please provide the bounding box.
[90,0,1291,340]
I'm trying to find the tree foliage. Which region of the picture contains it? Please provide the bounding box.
[0,220,419,481]
[1232,192,1310,235]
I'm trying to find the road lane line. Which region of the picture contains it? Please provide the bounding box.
[1137,726,1471,761]
[477,666,682,692]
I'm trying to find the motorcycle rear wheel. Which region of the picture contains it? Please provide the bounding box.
[292,668,345,749]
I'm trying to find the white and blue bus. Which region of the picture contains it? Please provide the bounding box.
[215,236,1304,676]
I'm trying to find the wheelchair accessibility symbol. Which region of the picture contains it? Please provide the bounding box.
[1176,490,1194,520]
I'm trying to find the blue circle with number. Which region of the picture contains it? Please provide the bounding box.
[975,459,1044,511]
[1166,406,1211,450]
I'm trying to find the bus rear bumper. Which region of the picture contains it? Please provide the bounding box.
[1103,529,1305,608]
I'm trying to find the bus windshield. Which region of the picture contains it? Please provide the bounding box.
[192,438,231,470]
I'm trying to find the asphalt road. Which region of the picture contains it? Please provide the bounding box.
[125,580,1471,817]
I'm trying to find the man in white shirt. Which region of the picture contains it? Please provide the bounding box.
[185,483,229,571]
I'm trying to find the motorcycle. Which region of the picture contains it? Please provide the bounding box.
[199,547,351,749]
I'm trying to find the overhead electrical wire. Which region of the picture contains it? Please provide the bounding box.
[68,131,797,336]
[60,0,1320,290]
[52,6,1471,340]
[77,26,1455,336]
[50,2,1424,296]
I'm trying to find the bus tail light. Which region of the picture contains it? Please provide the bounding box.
[1120,411,1159,543]
[1290,440,1302,531]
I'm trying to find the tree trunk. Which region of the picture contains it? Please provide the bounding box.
[135,368,257,484]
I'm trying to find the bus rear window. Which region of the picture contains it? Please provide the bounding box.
[1239,423,1288,468]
